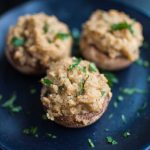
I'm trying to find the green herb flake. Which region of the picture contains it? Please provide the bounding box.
[41,78,53,86]
[120,88,145,95]
[42,114,47,120]
[142,41,149,49]
[117,95,124,102]
[108,113,114,119]
[104,128,110,132]
[106,136,118,145]
[30,88,36,94]
[89,63,97,72]
[103,72,118,87]
[68,58,81,71]
[56,32,70,41]
[137,101,148,113]
[88,138,95,148]
[101,91,106,98]
[11,37,25,47]
[0,94,3,101]
[111,21,134,34]
[47,133,57,139]
[43,22,49,33]
[23,126,38,137]
[2,94,22,113]
[136,58,149,67]
[79,66,86,73]
[121,114,127,124]
[78,79,85,95]
[123,131,131,138]
[113,101,118,108]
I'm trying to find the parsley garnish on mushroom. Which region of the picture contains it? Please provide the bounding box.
[41,78,53,86]
[89,63,97,72]
[11,37,25,47]
[56,32,70,41]
[111,21,134,34]
[68,58,81,71]
[23,126,38,137]
[43,22,49,33]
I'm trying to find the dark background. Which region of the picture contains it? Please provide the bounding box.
[0,0,150,16]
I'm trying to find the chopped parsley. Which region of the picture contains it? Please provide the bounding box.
[41,78,53,86]
[42,114,48,120]
[47,133,57,139]
[78,79,85,95]
[79,66,86,73]
[56,32,70,41]
[30,88,36,94]
[137,101,148,115]
[101,91,106,97]
[142,41,149,49]
[68,58,81,71]
[106,136,118,145]
[113,101,118,108]
[120,88,145,95]
[88,138,95,148]
[43,22,49,33]
[117,95,124,102]
[89,63,97,72]
[2,94,22,113]
[121,114,127,124]
[11,37,25,47]
[23,126,38,137]
[103,72,118,87]
[136,58,149,67]
[148,76,150,82]
[123,131,131,138]
[108,113,114,119]
[111,21,134,34]
[0,94,3,101]
[104,128,110,132]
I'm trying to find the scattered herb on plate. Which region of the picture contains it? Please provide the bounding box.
[11,37,25,47]
[68,58,81,71]
[89,63,97,72]
[88,138,95,148]
[123,131,131,138]
[108,113,114,119]
[147,76,150,82]
[121,114,127,124]
[0,94,3,101]
[111,21,134,34]
[56,32,70,41]
[142,41,149,49]
[23,126,38,137]
[47,133,57,139]
[41,78,53,86]
[113,101,118,108]
[30,88,36,94]
[137,101,148,117]
[2,93,22,113]
[120,88,145,95]
[117,95,124,102]
[136,58,149,67]
[104,128,110,132]
[106,136,118,145]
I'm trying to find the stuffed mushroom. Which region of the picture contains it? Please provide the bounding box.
[41,57,112,128]
[80,10,143,70]
[6,13,72,75]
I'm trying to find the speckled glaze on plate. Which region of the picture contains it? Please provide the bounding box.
[0,0,150,150]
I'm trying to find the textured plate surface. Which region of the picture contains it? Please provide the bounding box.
[0,0,150,150]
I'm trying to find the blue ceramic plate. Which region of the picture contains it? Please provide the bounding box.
[0,0,150,150]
